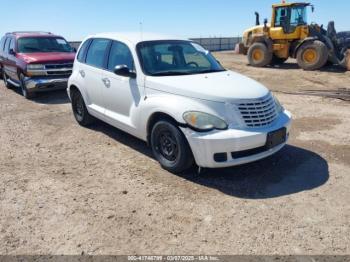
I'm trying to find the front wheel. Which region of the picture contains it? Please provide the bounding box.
[150,120,194,173]
[296,41,328,70]
[19,73,36,99]
[3,71,12,89]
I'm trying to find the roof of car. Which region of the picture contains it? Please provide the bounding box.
[6,31,61,38]
[91,32,187,45]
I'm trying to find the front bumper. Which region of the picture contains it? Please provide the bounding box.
[181,110,292,168]
[24,77,69,93]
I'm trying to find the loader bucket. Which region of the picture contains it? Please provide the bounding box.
[235,43,247,55]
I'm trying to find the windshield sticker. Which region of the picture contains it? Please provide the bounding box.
[191,43,209,54]
[56,39,66,45]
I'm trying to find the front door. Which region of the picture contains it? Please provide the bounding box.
[101,40,139,132]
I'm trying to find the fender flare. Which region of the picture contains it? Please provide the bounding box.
[250,35,273,53]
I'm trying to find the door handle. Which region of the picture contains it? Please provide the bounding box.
[102,78,111,88]
[79,70,85,78]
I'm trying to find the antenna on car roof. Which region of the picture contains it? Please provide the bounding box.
[139,22,143,41]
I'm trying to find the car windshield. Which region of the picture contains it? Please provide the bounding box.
[137,40,225,76]
[17,37,74,53]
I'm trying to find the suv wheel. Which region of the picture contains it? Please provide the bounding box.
[150,120,194,173]
[71,90,95,126]
[3,71,12,89]
[19,73,36,99]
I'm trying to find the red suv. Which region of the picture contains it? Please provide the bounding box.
[0,31,76,99]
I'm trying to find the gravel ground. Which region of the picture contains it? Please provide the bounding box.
[0,53,349,255]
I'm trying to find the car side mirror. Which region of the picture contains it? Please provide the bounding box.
[72,47,77,52]
[9,48,16,55]
[113,65,136,78]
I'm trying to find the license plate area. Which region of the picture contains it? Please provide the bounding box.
[266,127,287,149]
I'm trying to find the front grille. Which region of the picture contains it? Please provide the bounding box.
[44,62,73,76]
[238,94,277,128]
[45,63,73,70]
[47,70,72,75]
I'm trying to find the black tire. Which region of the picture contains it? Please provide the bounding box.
[71,89,95,126]
[150,120,194,173]
[271,55,288,65]
[296,40,328,70]
[19,73,36,99]
[247,42,273,67]
[3,71,12,89]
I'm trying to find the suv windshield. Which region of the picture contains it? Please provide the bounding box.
[17,37,73,53]
[137,40,225,76]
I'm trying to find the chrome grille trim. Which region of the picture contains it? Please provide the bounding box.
[238,94,278,128]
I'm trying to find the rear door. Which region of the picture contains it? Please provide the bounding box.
[79,38,111,116]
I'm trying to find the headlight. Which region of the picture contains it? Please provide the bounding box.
[27,64,45,70]
[26,64,46,76]
[273,95,284,114]
[183,111,228,131]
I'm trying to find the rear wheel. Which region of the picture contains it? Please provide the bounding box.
[247,42,273,67]
[297,40,328,70]
[71,89,95,126]
[150,120,194,173]
[19,73,36,99]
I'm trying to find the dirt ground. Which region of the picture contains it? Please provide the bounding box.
[0,53,349,255]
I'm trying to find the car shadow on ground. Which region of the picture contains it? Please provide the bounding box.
[9,86,70,105]
[265,62,347,73]
[31,90,70,104]
[89,121,329,199]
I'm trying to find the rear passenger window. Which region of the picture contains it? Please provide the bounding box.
[77,39,91,63]
[0,37,5,51]
[5,38,11,53]
[3,38,9,51]
[85,39,110,68]
[107,41,134,71]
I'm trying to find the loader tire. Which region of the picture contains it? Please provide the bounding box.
[247,43,272,67]
[297,41,328,70]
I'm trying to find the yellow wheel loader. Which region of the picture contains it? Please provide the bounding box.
[241,2,349,70]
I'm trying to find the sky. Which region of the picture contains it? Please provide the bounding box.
[1,0,349,41]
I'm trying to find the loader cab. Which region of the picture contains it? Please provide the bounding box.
[270,3,310,39]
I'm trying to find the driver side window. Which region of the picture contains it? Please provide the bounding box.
[275,7,288,27]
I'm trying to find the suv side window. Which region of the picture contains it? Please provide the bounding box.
[0,37,5,51]
[77,39,91,63]
[85,39,111,68]
[3,37,9,52]
[5,37,12,53]
[107,41,134,71]
[9,38,15,52]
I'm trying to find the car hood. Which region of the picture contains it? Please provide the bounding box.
[145,70,269,103]
[17,52,75,64]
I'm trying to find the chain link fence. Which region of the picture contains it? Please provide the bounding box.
[69,37,242,52]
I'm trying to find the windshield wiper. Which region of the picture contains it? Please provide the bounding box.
[150,71,191,76]
[196,69,226,74]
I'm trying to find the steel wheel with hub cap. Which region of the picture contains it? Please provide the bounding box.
[247,42,273,67]
[297,40,328,70]
[71,89,95,126]
[151,120,194,173]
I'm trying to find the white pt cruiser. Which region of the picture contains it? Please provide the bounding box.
[68,33,292,173]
